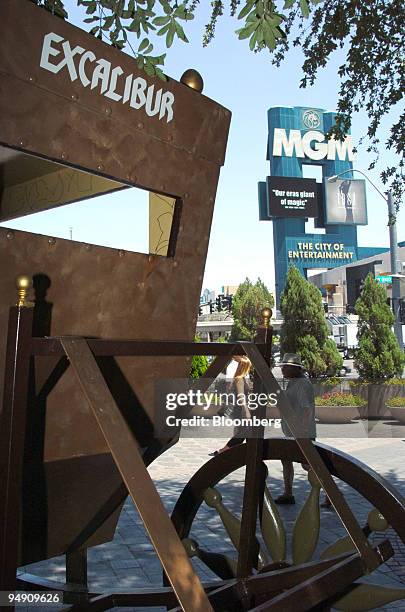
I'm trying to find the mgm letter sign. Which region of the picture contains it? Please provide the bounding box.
[272,127,356,162]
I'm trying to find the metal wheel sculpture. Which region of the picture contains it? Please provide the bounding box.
[171,439,405,611]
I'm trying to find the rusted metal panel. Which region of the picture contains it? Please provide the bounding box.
[0,0,231,572]
[0,1,230,459]
[0,0,231,219]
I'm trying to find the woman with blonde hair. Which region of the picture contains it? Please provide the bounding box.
[210,354,252,455]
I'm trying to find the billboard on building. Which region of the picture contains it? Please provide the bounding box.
[266,176,319,218]
[324,178,367,225]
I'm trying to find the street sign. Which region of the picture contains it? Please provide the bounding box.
[376,275,392,284]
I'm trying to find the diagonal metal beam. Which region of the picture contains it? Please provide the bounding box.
[242,343,380,573]
[249,541,392,611]
[60,337,212,612]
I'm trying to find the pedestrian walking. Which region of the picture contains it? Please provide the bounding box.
[209,355,252,455]
[275,353,316,505]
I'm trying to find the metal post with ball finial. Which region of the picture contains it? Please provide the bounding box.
[0,276,34,601]
[235,306,273,585]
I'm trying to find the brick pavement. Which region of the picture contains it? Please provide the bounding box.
[18,436,405,611]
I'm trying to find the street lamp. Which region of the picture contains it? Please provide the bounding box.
[328,169,403,349]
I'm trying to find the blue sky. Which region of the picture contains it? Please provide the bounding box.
[3,1,403,296]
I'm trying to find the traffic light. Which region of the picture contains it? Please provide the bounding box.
[215,296,223,312]
[226,295,233,310]
[323,302,328,313]
[198,306,202,316]
[209,301,215,314]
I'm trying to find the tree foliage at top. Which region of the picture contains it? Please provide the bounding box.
[231,277,274,340]
[354,273,404,381]
[33,0,404,204]
[280,266,342,377]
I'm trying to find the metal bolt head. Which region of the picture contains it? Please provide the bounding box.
[180,69,204,93]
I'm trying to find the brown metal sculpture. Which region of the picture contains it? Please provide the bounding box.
[1,298,405,611]
[0,1,404,611]
[0,0,230,585]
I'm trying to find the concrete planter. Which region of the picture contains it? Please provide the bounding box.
[351,383,405,419]
[386,405,405,424]
[315,405,361,424]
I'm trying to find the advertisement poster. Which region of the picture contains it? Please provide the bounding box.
[266,176,319,218]
[324,178,368,225]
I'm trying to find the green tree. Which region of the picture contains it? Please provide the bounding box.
[189,336,209,379]
[35,0,404,204]
[354,273,405,380]
[280,266,342,377]
[231,277,274,340]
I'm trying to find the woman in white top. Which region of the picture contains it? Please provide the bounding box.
[210,355,252,455]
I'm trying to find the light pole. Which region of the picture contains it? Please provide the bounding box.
[328,169,403,349]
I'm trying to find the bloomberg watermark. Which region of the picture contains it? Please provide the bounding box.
[154,380,282,438]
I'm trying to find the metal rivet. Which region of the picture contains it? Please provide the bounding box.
[97,164,104,171]
[6,230,14,240]
[118,250,125,257]
[19,141,25,147]
[173,261,178,267]
[28,76,35,83]
[105,107,111,115]
[48,237,56,246]
[148,255,154,262]
[137,122,143,129]
[138,281,145,289]
[85,244,92,251]
[71,94,78,101]
[61,152,67,160]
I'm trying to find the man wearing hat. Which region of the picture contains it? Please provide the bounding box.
[275,353,316,505]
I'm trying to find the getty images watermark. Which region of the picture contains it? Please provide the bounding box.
[154,380,282,438]
[154,379,400,439]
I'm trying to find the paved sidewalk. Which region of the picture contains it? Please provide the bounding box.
[20,437,405,611]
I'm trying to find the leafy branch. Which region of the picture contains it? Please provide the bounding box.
[31,0,404,204]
